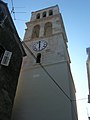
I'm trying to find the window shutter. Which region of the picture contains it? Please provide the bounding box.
[1,50,12,66]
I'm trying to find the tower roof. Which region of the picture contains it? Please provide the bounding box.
[32,5,59,13]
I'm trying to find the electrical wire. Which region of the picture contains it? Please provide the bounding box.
[10,0,16,20]
[10,0,27,21]
[11,0,14,9]
[10,0,14,14]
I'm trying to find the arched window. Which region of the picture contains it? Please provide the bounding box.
[36,53,41,63]
[49,10,53,16]
[36,13,40,19]
[44,22,52,37]
[43,11,46,17]
[32,25,40,39]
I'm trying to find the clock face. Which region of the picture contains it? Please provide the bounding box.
[33,40,47,51]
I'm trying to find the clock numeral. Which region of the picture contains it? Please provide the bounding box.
[33,40,47,51]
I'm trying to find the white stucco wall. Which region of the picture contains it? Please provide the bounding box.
[12,62,76,120]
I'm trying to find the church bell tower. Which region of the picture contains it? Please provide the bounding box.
[12,5,78,120]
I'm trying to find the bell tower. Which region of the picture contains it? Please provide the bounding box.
[21,5,70,67]
[12,5,78,120]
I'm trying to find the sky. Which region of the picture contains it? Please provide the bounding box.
[4,0,90,120]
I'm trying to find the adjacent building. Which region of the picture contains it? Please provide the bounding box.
[12,5,78,120]
[86,47,90,103]
[0,1,26,120]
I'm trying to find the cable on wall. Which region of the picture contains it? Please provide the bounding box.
[10,0,27,21]
[22,41,78,120]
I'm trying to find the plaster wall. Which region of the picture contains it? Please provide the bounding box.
[12,62,74,120]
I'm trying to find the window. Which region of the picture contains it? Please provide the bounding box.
[32,25,40,39]
[43,11,46,17]
[36,53,41,63]
[49,10,53,16]
[0,45,5,62]
[44,22,52,37]
[36,13,40,19]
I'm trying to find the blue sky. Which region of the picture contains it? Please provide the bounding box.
[4,0,90,119]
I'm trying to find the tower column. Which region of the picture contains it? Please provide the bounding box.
[39,23,44,37]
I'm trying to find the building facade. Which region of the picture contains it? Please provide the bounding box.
[86,47,90,103]
[12,5,78,120]
[0,1,26,120]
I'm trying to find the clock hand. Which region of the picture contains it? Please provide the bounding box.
[39,41,41,50]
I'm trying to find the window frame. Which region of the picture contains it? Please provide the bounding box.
[42,11,46,18]
[32,24,40,39]
[36,53,41,63]
[36,13,40,19]
[49,10,53,16]
[44,22,52,37]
